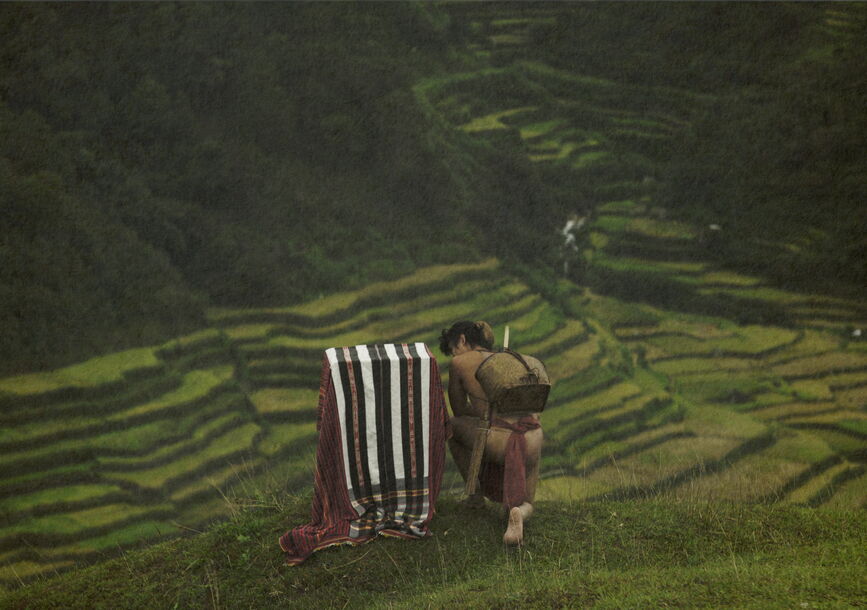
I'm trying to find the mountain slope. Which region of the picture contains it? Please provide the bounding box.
[1,252,864,587]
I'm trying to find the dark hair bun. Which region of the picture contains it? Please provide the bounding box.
[438,320,495,355]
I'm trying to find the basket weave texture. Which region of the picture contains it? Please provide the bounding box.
[475,350,550,414]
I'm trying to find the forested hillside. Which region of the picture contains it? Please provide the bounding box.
[2,3,864,375]
[0,3,483,374]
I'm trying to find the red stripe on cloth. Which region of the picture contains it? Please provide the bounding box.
[344,347,365,490]
[279,356,357,563]
[401,344,417,478]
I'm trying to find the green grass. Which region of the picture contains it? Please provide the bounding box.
[257,422,318,458]
[226,276,508,343]
[786,411,867,427]
[572,150,611,169]
[223,323,279,341]
[582,295,664,328]
[12,518,176,561]
[300,277,508,337]
[593,255,705,281]
[0,463,94,494]
[97,412,249,470]
[0,503,173,538]
[611,116,673,131]
[820,470,866,510]
[789,379,834,401]
[682,404,768,439]
[556,394,667,450]
[544,334,602,380]
[2,495,863,608]
[106,423,261,490]
[459,107,537,132]
[209,259,499,322]
[0,348,161,396]
[652,356,754,376]
[543,382,643,430]
[169,456,269,504]
[768,330,845,362]
[519,118,567,139]
[569,422,686,470]
[0,484,123,514]
[786,461,854,505]
[529,140,591,162]
[159,328,223,351]
[0,559,77,583]
[593,255,684,277]
[545,365,621,404]
[837,419,867,436]
[763,430,835,465]
[625,217,696,240]
[793,428,866,456]
[2,248,865,591]
[751,401,837,421]
[772,352,867,378]
[696,285,816,306]
[596,200,640,215]
[111,366,236,421]
[521,318,586,356]
[249,388,319,417]
[836,385,867,409]
[263,283,532,350]
[644,325,799,358]
[490,17,557,28]
[1,0,864,596]
[0,519,181,584]
[679,270,763,287]
[488,33,527,46]
[502,301,564,346]
[0,395,238,471]
[673,371,779,404]
[822,371,867,390]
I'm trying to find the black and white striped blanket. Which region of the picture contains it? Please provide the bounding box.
[280,343,448,564]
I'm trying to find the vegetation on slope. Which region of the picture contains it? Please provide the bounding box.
[2,494,864,608]
[0,3,481,374]
[1,254,863,587]
[442,2,866,291]
[3,3,863,373]
[1,1,864,598]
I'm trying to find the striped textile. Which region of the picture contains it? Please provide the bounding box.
[279,343,448,565]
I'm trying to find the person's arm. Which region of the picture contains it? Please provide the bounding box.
[448,361,470,417]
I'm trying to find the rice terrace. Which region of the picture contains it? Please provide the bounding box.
[0,2,865,607]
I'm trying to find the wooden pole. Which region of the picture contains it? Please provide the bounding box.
[464,326,511,496]
[464,406,489,496]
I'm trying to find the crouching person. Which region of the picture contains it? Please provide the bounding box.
[439,320,544,546]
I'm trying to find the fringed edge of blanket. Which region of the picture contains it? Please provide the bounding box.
[280,528,432,566]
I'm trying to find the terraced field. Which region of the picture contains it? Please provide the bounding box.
[419,3,866,504]
[2,2,864,591]
[2,249,864,585]
[0,259,596,584]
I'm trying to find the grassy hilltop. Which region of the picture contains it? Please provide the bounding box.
[2,496,865,608]
[1,255,864,593]
[0,1,865,604]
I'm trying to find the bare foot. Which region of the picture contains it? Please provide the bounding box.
[461,494,486,509]
[503,506,523,546]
